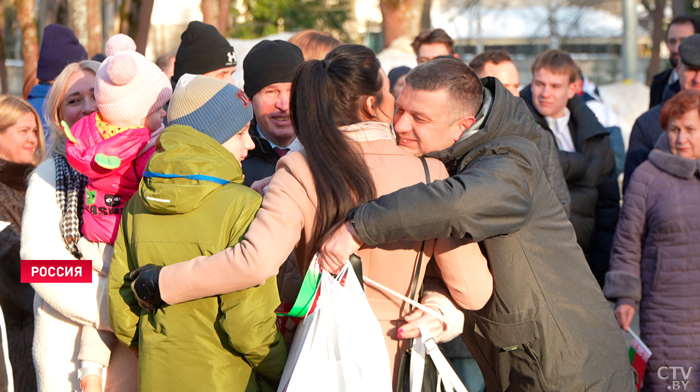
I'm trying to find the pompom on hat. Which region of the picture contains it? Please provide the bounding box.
[95,34,172,127]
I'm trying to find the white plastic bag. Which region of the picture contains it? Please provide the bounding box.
[278,263,393,392]
[412,326,469,392]
[363,277,468,392]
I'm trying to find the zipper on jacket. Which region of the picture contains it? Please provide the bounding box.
[525,342,551,392]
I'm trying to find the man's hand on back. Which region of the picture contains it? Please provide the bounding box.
[318,221,362,273]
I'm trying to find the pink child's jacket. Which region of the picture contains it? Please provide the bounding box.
[66,112,159,244]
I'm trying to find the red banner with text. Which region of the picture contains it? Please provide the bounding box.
[21,260,92,283]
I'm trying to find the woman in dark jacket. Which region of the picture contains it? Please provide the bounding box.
[605,89,700,392]
[0,95,45,392]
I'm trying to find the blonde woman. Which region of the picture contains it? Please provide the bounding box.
[0,95,45,392]
[20,60,137,392]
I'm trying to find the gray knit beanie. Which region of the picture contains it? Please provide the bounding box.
[167,74,253,143]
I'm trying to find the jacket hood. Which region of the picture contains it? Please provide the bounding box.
[426,77,541,170]
[649,133,700,179]
[520,84,608,146]
[140,124,243,214]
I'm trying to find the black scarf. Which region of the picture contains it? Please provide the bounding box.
[54,155,88,259]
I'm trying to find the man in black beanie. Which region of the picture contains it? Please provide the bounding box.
[172,21,237,86]
[241,40,304,186]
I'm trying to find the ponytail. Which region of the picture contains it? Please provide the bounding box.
[290,44,383,260]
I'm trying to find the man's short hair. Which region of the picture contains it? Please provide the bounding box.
[405,57,483,118]
[669,15,700,35]
[469,50,513,74]
[531,49,578,84]
[412,29,455,55]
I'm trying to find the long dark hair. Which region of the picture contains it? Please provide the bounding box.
[290,44,383,260]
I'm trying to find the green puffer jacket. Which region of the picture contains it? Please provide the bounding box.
[108,125,286,392]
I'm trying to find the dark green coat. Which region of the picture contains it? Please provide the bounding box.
[108,125,286,392]
[351,78,635,392]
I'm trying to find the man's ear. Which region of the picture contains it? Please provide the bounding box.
[453,116,477,142]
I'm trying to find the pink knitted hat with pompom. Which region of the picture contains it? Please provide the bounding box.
[95,34,172,127]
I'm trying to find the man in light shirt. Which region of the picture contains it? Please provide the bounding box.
[520,49,619,289]
[470,50,571,216]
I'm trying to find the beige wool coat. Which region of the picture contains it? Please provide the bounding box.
[159,121,493,386]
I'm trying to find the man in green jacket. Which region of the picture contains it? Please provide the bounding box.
[320,59,636,391]
[108,75,286,392]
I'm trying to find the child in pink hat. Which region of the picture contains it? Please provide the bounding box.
[64,33,172,392]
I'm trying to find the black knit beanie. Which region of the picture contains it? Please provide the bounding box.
[172,21,236,86]
[243,40,304,99]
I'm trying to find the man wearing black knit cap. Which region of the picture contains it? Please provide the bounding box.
[171,21,237,86]
[241,39,304,186]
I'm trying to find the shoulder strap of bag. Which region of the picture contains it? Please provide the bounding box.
[419,326,469,392]
[408,157,430,305]
[407,157,431,356]
[349,254,364,291]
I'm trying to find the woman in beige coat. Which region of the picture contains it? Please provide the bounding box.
[132,45,493,388]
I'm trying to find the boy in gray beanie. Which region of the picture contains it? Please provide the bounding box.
[108,74,286,391]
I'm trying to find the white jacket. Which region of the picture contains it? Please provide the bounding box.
[21,157,137,392]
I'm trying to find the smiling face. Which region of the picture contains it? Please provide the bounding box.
[0,112,39,164]
[394,85,475,156]
[531,68,576,119]
[667,109,700,160]
[60,69,98,128]
[251,82,294,147]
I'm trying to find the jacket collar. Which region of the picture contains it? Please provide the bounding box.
[27,83,51,99]
[0,160,34,191]
[648,134,700,179]
[339,121,395,142]
[521,85,608,148]
[248,117,278,159]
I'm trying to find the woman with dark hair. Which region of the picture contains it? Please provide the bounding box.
[605,89,700,392]
[132,44,493,386]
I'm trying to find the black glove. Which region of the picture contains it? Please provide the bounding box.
[130,264,165,312]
